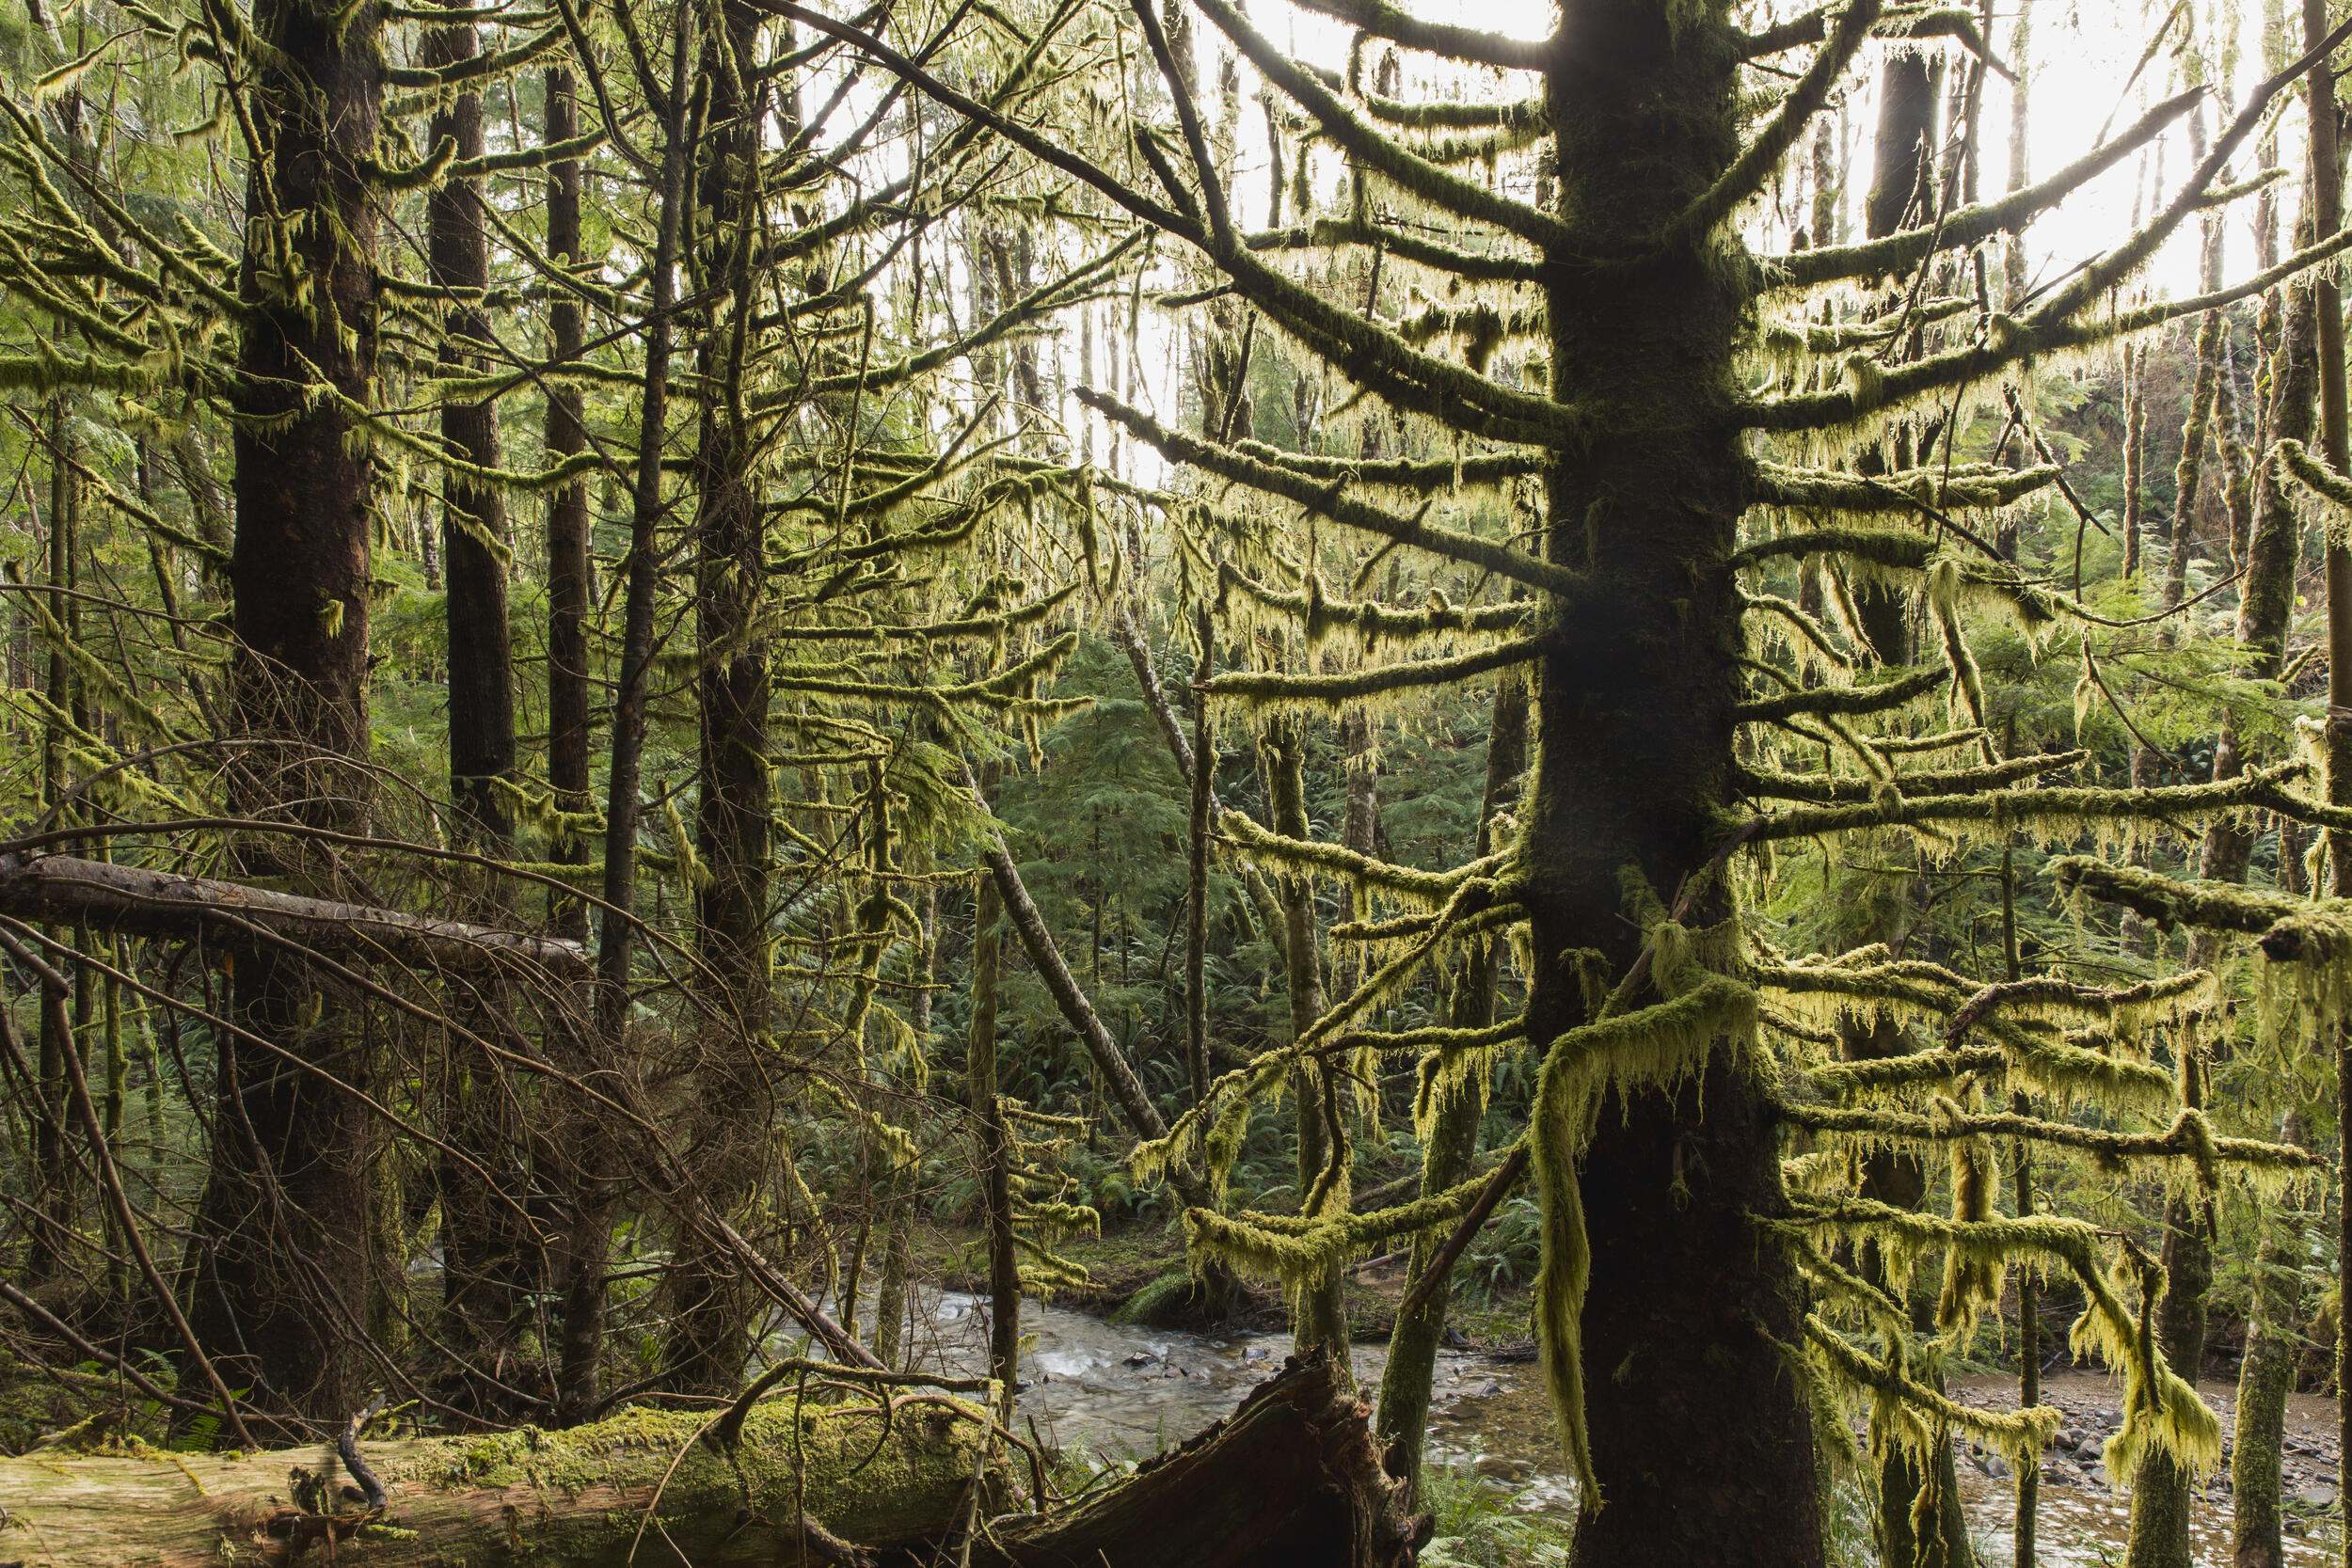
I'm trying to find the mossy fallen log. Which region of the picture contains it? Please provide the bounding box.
[0,1353,1417,1568]
[0,1394,999,1566]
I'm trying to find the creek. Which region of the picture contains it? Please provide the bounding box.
[882,1286,2340,1566]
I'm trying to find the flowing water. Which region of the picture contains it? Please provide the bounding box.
[881,1286,2341,1566]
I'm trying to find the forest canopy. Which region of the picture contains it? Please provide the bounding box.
[5,0,2352,1565]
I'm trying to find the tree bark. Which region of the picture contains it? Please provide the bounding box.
[563,5,696,1429]
[0,853,585,974]
[2233,1117,2312,1568]
[544,61,594,942]
[190,0,386,1423]
[1539,6,1823,1560]
[428,0,517,855]
[662,0,777,1397]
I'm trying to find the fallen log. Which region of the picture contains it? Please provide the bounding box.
[0,1392,1001,1566]
[977,1350,1423,1568]
[0,1354,1420,1568]
[0,852,587,976]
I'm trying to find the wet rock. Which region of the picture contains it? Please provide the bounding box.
[1984,1458,2011,1481]
[2055,1429,2082,1452]
[2294,1485,2338,1512]
[1123,1352,1155,1369]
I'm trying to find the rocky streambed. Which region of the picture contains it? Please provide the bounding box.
[885,1281,2341,1565]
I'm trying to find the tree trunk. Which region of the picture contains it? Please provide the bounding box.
[544,61,594,942]
[1375,665,1527,1501]
[427,0,527,1400]
[428,0,516,856]
[967,816,1020,1406]
[0,853,585,974]
[662,0,776,1396]
[29,397,77,1285]
[1185,609,1216,1113]
[2233,1118,2312,1568]
[2126,1052,2214,1568]
[190,0,385,1425]
[562,5,696,1429]
[1538,6,1822,1560]
[1265,716,1352,1381]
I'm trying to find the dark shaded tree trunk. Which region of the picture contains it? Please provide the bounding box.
[429,2,516,857]
[187,0,385,1426]
[1538,7,1821,1560]
[424,0,532,1407]
[544,61,594,943]
[29,397,78,1285]
[967,776,1020,1406]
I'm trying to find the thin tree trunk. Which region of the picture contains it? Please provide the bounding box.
[662,0,777,1395]
[544,60,594,942]
[1375,666,1527,1501]
[29,396,76,1285]
[1265,717,1351,1382]
[1184,608,1214,1113]
[967,771,1019,1409]
[2233,1116,2312,1568]
[558,10,695,1428]
[2125,1049,2213,1568]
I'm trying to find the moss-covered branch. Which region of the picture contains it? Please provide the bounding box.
[1079,389,1580,595]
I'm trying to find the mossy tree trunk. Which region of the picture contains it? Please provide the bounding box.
[424,0,532,1408]
[0,1396,1002,1568]
[1265,715,1352,1382]
[2233,1118,2312,1568]
[544,59,594,943]
[664,0,777,1396]
[189,0,386,1426]
[563,7,695,1428]
[0,1354,1415,1568]
[1375,666,1527,1501]
[1534,5,1821,1560]
[968,781,1021,1403]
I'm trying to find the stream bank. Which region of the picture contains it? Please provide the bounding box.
[911,1227,2343,1566]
